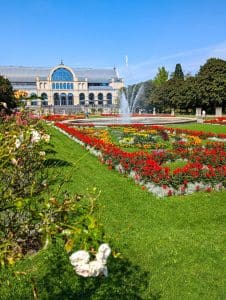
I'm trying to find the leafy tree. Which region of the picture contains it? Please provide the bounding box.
[172,63,184,80]
[175,76,199,112]
[153,67,169,87]
[128,58,226,114]
[0,76,16,112]
[149,82,170,112]
[198,57,226,77]
[141,80,155,111]
[196,58,226,113]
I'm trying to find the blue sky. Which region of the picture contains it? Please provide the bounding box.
[1,0,226,83]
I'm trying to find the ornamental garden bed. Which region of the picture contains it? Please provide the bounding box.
[55,122,226,197]
[204,117,226,125]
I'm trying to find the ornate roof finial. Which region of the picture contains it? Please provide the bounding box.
[60,58,64,65]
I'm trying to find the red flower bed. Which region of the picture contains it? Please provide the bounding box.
[43,114,85,122]
[204,117,226,125]
[54,122,226,196]
[108,124,226,139]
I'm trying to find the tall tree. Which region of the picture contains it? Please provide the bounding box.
[172,63,184,80]
[0,76,16,112]
[196,58,226,112]
[153,67,169,87]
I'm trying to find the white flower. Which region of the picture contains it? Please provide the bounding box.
[39,151,46,156]
[41,179,47,187]
[42,134,50,143]
[0,102,7,108]
[11,158,18,165]
[15,139,21,149]
[31,129,41,143]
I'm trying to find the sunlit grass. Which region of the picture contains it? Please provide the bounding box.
[43,125,226,299]
[171,123,226,134]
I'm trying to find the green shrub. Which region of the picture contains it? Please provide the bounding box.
[0,113,105,266]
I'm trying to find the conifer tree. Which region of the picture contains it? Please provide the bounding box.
[172,63,184,80]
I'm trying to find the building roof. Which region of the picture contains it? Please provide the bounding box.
[0,65,121,83]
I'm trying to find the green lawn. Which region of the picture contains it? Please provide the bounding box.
[42,124,226,299]
[171,123,226,134]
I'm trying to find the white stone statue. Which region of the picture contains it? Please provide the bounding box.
[69,244,111,277]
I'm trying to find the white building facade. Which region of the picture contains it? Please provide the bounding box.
[0,63,124,113]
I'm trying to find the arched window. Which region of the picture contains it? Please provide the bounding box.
[51,68,73,81]
[41,93,48,100]
[61,93,67,105]
[41,93,48,106]
[67,83,70,89]
[63,83,66,89]
[60,83,63,89]
[89,93,94,100]
[56,83,59,89]
[98,93,103,105]
[98,93,103,100]
[89,93,94,105]
[107,93,112,105]
[30,93,37,99]
[54,93,60,105]
[68,93,74,105]
[52,83,55,89]
[79,93,85,105]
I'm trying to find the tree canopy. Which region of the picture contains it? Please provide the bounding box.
[153,67,169,87]
[196,58,226,111]
[139,58,226,114]
[0,76,17,113]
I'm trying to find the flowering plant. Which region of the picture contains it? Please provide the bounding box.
[55,122,225,197]
[0,113,107,266]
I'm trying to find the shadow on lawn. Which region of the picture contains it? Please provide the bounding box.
[35,245,162,300]
[0,243,161,299]
[44,158,72,168]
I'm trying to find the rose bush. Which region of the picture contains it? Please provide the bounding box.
[0,112,106,266]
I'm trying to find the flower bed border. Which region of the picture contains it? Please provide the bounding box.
[54,122,225,198]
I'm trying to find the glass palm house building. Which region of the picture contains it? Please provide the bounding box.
[0,63,124,113]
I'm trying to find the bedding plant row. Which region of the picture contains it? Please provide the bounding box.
[55,122,226,197]
[204,117,226,125]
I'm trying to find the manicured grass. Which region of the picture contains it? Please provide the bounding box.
[44,124,226,299]
[171,123,226,134]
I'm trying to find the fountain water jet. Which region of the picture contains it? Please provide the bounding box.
[119,84,144,123]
